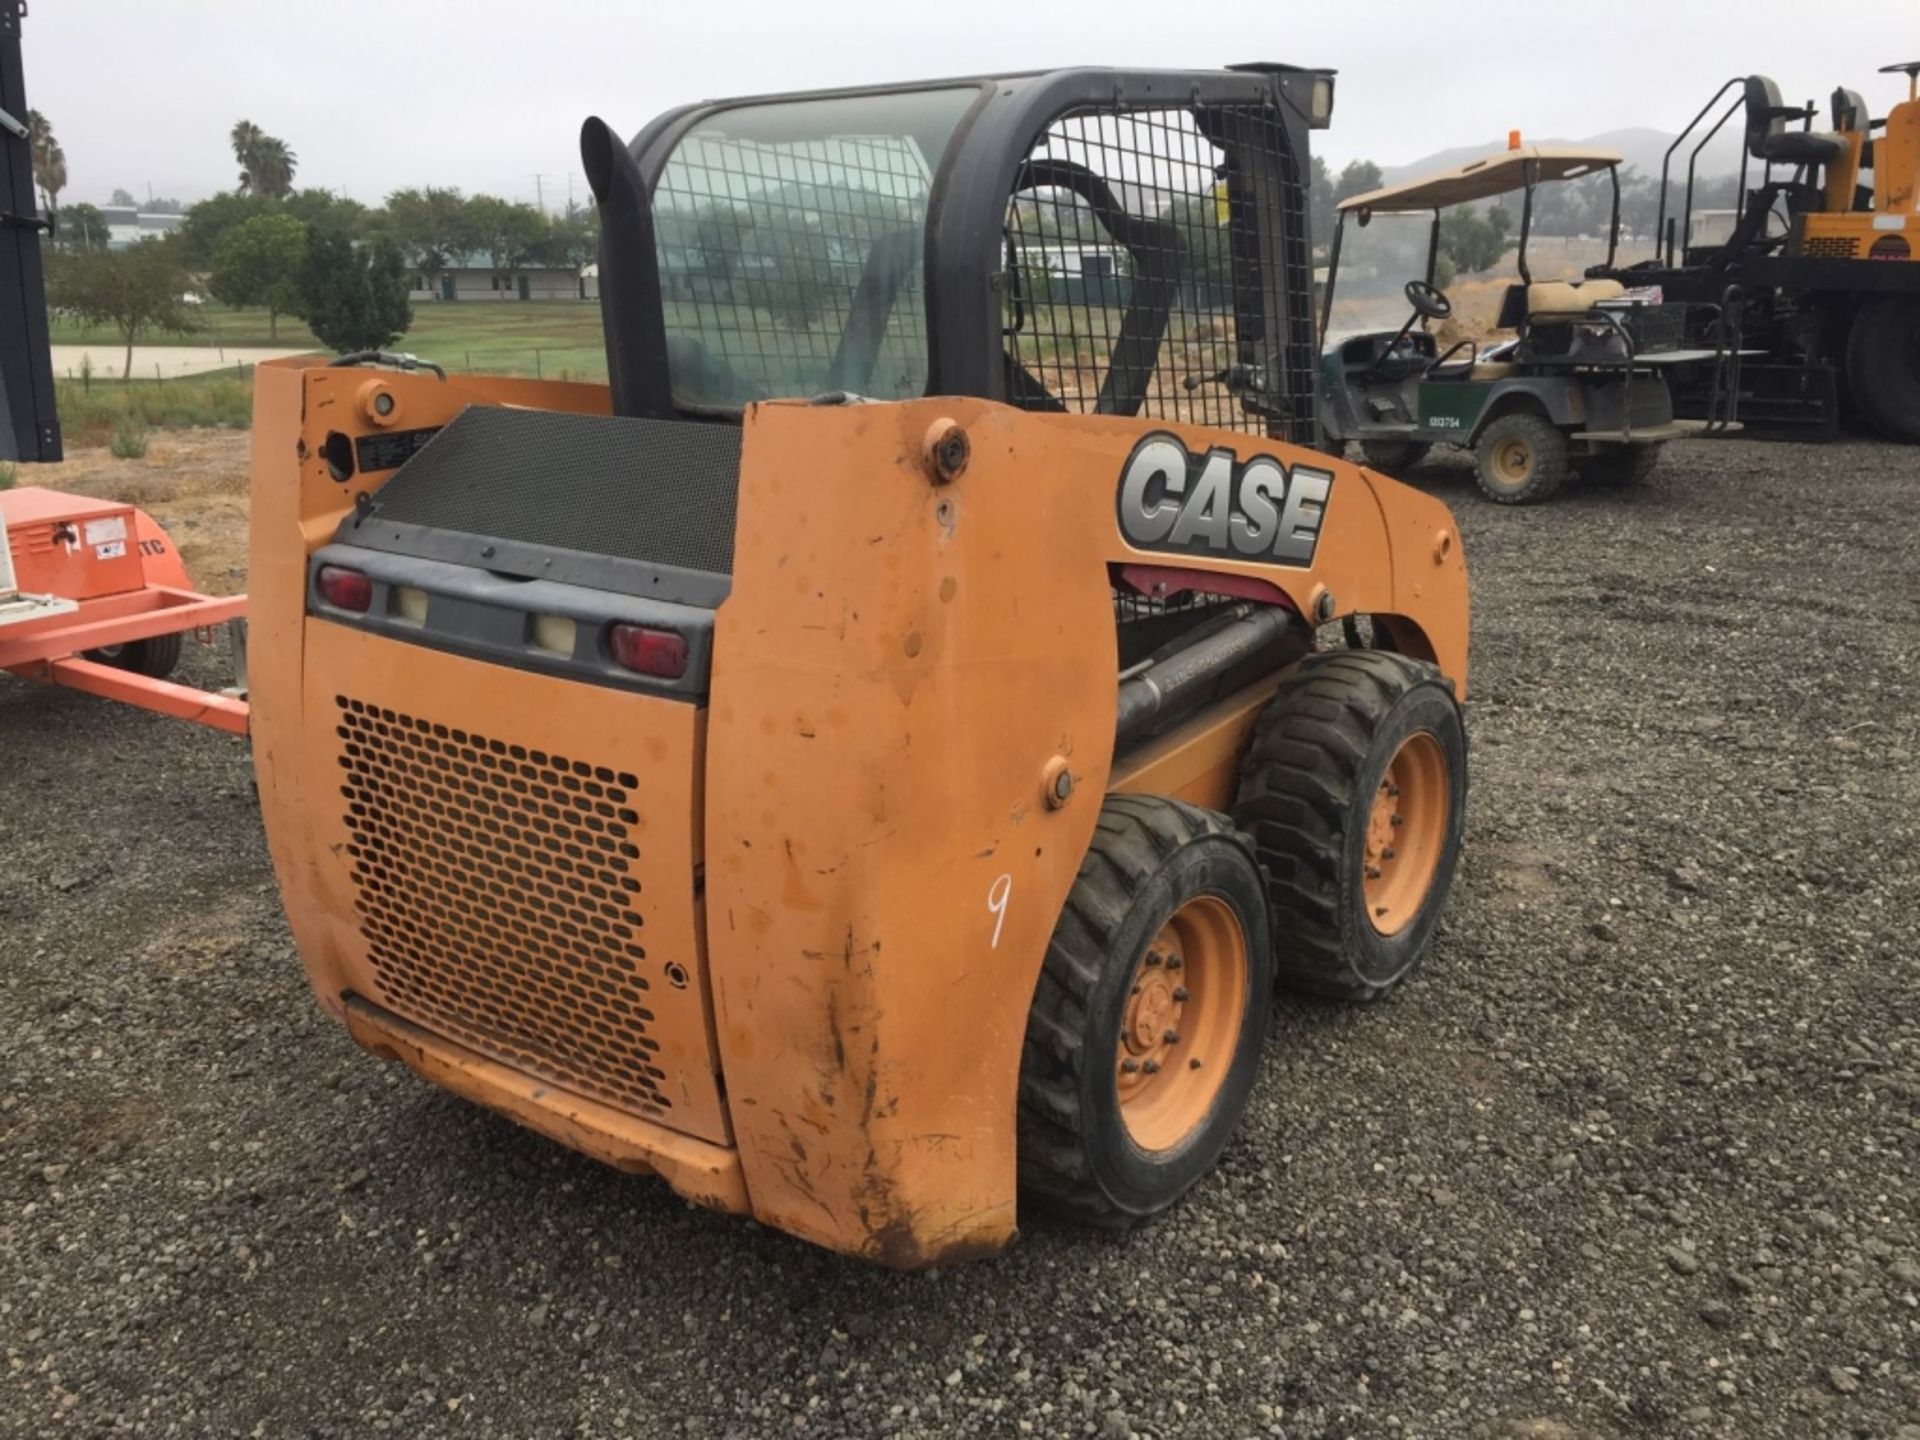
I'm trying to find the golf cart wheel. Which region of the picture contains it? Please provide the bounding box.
[1473,412,1568,504]
[85,633,183,680]
[1233,651,1467,1002]
[1360,439,1432,473]
[1578,442,1665,486]
[1845,297,1920,443]
[1017,795,1273,1227]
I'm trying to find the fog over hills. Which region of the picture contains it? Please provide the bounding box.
[1376,125,1746,189]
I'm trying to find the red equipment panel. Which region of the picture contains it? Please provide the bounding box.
[2,488,145,600]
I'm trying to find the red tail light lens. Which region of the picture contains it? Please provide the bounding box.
[317,564,373,613]
[608,623,688,679]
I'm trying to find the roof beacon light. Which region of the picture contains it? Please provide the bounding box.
[1509,129,1522,151]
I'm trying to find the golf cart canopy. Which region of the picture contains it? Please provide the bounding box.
[1338,146,1623,216]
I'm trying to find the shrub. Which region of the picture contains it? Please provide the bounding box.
[56,376,252,446]
[109,416,149,459]
[0,461,15,490]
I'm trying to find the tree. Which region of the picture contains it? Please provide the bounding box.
[300,229,411,353]
[1438,205,1511,276]
[109,187,136,208]
[210,213,308,338]
[1160,193,1228,300]
[1333,159,1384,207]
[178,190,275,269]
[59,201,108,252]
[1309,154,1335,249]
[285,187,367,238]
[232,119,297,199]
[46,236,196,378]
[384,186,470,295]
[542,203,599,269]
[463,194,549,271]
[27,110,64,227]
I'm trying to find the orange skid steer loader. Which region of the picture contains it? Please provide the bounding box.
[251,65,1471,1267]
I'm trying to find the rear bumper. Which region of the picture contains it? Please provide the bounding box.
[344,995,749,1215]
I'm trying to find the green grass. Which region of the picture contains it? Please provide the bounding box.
[56,375,253,447]
[49,302,610,381]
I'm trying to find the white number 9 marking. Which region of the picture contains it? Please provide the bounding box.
[987,873,1013,949]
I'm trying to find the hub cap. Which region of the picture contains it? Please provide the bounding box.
[1488,436,1535,491]
[1363,731,1450,935]
[1115,895,1248,1152]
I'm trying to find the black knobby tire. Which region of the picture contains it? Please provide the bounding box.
[1233,651,1467,1001]
[1017,794,1274,1227]
[1845,298,1920,444]
[1577,442,1665,486]
[1473,411,1569,504]
[86,632,184,679]
[1360,439,1433,473]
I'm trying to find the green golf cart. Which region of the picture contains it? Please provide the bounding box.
[1319,145,1708,503]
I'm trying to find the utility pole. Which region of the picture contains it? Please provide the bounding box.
[531,173,548,213]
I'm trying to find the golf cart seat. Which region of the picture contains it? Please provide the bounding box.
[1494,278,1625,329]
[1745,75,1849,168]
[1335,328,1438,381]
[1833,87,1874,174]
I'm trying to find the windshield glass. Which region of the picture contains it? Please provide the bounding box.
[651,88,978,407]
[1323,211,1434,343]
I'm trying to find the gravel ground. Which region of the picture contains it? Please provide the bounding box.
[2,435,1916,1439]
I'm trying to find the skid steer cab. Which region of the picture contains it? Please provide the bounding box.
[1319,143,1725,503]
[252,64,1472,1268]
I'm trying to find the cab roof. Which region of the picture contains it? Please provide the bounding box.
[1337,145,1623,214]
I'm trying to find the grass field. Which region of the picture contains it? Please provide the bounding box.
[49,302,611,382]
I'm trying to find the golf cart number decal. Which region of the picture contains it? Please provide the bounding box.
[1428,415,1463,429]
[1116,433,1331,567]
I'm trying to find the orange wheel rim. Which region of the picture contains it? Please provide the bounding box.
[1363,731,1449,936]
[1115,895,1248,1153]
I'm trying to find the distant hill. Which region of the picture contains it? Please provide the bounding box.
[1377,125,1745,190]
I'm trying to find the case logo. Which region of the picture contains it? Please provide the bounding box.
[1116,433,1332,566]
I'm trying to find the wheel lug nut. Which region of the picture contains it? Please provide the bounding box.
[1189,1057,1203,1070]
[1142,1059,1161,1075]
[1172,986,1190,1002]
[1165,956,1183,971]
[1121,1059,1140,1073]
[1387,783,1401,797]
[1163,1029,1180,1044]
[1144,952,1162,968]
[1365,864,1382,879]
[1381,847,1396,860]
[1391,813,1404,826]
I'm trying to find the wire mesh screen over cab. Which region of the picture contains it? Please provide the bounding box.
[1003,103,1316,443]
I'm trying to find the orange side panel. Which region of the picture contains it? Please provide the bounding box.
[705,399,1467,1266]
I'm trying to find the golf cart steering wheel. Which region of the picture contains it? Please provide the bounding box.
[1405,279,1452,321]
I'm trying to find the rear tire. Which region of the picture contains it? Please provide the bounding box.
[1473,412,1568,504]
[85,632,183,680]
[1017,795,1273,1227]
[1360,439,1433,472]
[1577,442,1665,486]
[1845,298,1920,443]
[1233,651,1467,1001]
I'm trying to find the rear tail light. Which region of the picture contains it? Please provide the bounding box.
[317,564,373,613]
[608,623,687,679]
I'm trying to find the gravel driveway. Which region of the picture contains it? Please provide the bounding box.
[2,435,1915,1439]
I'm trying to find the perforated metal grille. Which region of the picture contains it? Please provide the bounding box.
[1803,235,1859,260]
[1004,103,1316,443]
[334,695,671,1119]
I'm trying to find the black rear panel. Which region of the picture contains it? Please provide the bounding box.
[341,406,741,606]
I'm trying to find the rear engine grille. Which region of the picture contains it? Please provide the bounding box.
[1803,235,1859,260]
[334,695,672,1119]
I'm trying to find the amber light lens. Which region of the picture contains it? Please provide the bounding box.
[317,565,373,613]
[608,623,688,679]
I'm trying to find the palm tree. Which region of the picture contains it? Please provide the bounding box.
[231,120,296,200]
[252,137,297,199]
[231,119,265,192]
[28,110,64,225]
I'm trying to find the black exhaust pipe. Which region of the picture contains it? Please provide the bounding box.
[580,116,673,420]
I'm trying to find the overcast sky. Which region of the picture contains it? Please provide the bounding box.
[30,1,1918,211]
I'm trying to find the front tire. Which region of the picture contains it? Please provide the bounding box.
[1018,795,1274,1227]
[1577,442,1665,486]
[1360,439,1433,473]
[1473,411,1568,504]
[1233,651,1467,1001]
[1845,298,1920,443]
